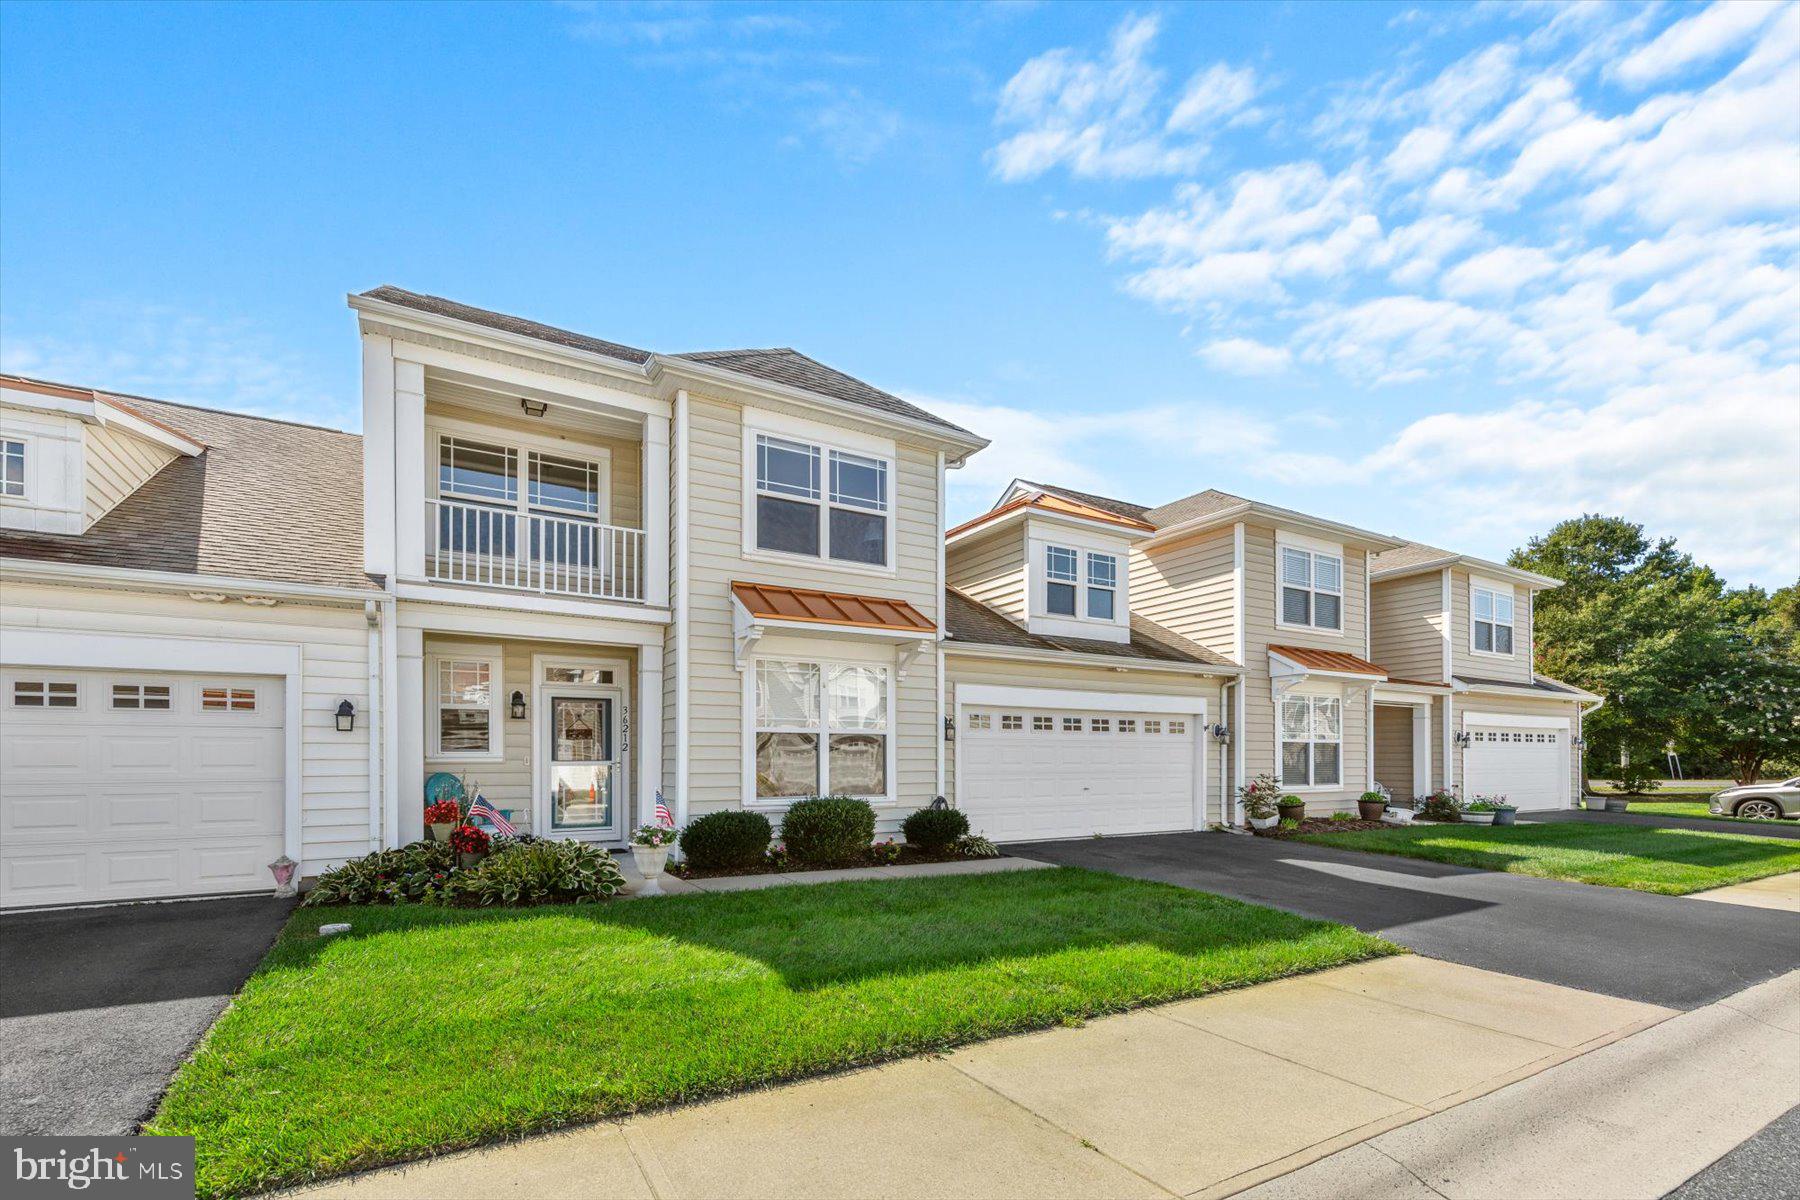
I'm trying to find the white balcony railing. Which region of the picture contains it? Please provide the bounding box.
[426,499,644,602]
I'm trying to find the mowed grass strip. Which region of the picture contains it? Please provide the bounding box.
[1610,798,1789,825]
[1294,821,1800,894]
[148,867,1396,1197]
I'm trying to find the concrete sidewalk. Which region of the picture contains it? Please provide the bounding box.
[285,956,1672,1200]
[1235,969,1800,1200]
[1687,870,1800,913]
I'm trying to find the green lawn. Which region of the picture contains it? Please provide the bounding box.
[1608,797,1788,824]
[148,868,1396,1198]
[1294,822,1800,895]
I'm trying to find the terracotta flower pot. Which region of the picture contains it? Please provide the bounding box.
[1358,799,1387,820]
[1277,802,1306,823]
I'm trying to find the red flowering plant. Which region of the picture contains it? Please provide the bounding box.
[423,800,462,825]
[448,824,490,854]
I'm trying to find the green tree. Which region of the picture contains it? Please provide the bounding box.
[1686,632,1800,784]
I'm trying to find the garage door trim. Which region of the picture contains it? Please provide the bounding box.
[3,629,303,866]
[955,684,1208,836]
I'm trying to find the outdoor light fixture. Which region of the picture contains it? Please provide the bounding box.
[334,700,356,733]
[1207,723,1231,743]
[943,715,955,742]
[1454,731,1473,748]
[520,398,548,418]
[511,690,528,720]
[1572,736,1586,749]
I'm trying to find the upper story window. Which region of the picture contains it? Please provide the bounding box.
[753,434,890,568]
[1280,546,1343,631]
[1042,544,1122,622]
[438,436,603,520]
[1,439,24,497]
[440,437,518,504]
[1473,585,1515,655]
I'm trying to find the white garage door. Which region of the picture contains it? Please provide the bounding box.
[960,705,1200,842]
[1,668,285,908]
[1463,725,1569,810]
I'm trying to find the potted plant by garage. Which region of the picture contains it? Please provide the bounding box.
[1240,774,1282,831]
[424,800,462,843]
[1490,797,1518,826]
[630,824,678,896]
[1463,798,1499,825]
[1358,790,1388,821]
[1277,794,1308,824]
[448,823,490,868]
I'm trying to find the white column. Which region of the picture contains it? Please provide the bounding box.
[1412,704,1432,798]
[641,413,671,608]
[397,626,426,845]
[361,336,396,578]
[394,359,427,582]
[1365,688,1376,792]
[638,651,664,829]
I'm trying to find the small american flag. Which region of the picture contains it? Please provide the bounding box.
[468,791,517,836]
[654,791,674,828]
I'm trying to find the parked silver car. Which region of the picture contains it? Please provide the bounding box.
[1709,778,1800,820]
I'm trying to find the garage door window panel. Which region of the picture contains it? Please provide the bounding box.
[12,680,79,708]
[112,684,172,711]
[1280,695,1342,788]
[201,687,257,713]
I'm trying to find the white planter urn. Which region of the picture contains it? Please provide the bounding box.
[1382,809,1415,825]
[1462,811,1496,825]
[1249,814,1279,831]
[630,844,671,896]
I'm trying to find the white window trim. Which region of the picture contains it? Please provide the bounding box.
[1469,577,1517,660]
[9,676,84,711]
[1,436,29,500]
[741,421,898,577]
[743,649,898,808]
[1277,689,1345,792]
[427,648,505,761]
[1026,523,1131,634]
[1275,534,1346,637]
[428,415,614,525]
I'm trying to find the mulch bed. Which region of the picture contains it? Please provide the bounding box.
[668,845,997,880]
[1257,817,1394,838]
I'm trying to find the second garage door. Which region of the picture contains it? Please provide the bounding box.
[1463,723,1570,811]
[960,705,1201,842]
[1,668,286,909]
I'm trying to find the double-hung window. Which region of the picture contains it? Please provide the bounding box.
[753,435,890,567]
[754,658,890,800]
[1,439,24,498]
[436,433,606,567]
[1044,546,1079,615]
[1279,695,1342,788]
[432,656,499,758]
[1473,586,1515,654]
[1087,553,1117,619]
[1280,546,1343,631]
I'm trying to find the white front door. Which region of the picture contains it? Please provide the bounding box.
[960,706,1201,842]
[1464,724,1569,809]
[0,668,285,908]
[542,690,625,841]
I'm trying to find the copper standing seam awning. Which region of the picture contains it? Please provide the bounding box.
[730,581,938,634]
[1267,644,1389,678]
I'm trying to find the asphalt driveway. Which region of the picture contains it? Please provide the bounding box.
[1011,832,1800,1010]
[0,895,293,1135]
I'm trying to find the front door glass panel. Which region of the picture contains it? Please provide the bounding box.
[549,695,616,832]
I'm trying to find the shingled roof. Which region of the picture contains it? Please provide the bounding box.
[358,287,975,438]
[945,587,1237,669]
[0,381,374,591]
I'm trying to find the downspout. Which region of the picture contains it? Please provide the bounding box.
[935,451,947,799]
[380,595,400,848]
[673,389,692,829]
[1219,677,1236,825]
[1577,695,1604,800]
[365,600,383,851]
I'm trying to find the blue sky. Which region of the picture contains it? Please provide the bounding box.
[3,1,1796,585]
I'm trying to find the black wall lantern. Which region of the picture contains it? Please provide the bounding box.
[943,715,955,742]
[511,690,528,720]
[334,700,356,733]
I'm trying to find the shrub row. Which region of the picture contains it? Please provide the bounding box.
[304,837,624,907]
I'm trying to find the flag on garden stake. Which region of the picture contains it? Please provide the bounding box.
[655,791,674,828]
[468,791,516,836]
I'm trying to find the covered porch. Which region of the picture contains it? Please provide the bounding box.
[391,604,666,848]
[1372,680,1451,802]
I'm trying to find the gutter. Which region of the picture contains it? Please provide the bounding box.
[673,389,692,831]
[943,640,1242,677]
[1144,501,1407,554]
[0,558,380,605]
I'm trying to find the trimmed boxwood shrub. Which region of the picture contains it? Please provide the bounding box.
[680,810,773,870]
[901,806,969,851]
[781,795,876,866]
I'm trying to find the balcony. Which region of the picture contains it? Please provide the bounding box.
[426,498,645,603]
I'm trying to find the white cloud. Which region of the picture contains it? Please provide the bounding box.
[1613,0,1787,88]
[1439,245,1561,299]
[990,14,1256,181]
[1197,337,1291,375]
[1384,126,1454,181]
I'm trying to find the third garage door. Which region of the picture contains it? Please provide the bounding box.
[960,705,1201,842]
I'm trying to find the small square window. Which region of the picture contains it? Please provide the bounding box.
[112,684,172,710]
[1091,718,1111,733]
[12,680,77,708]
[1118,719,1137,733]
[1144,719,1162,734]
[967,713,991,731]
[1062,716,1082,732]
[201,687,257,712]
[1168,720,1187,735]
[1032,715,1053,731]
[1001,714,1023,731]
